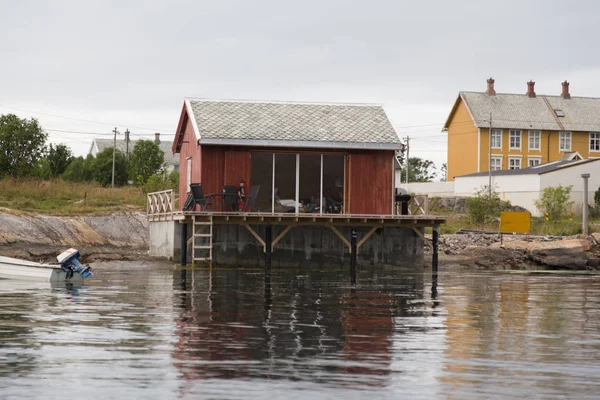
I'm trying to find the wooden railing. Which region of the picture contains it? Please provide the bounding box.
[409,195,428,215]
[147,190,175,219]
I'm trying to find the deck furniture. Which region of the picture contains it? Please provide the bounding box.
[187,183,214,211]
[241,185,260,212]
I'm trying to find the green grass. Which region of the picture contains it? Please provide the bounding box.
[0,178,147,215]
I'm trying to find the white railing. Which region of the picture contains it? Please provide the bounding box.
[147,190,175,219]
[409,195,429,215]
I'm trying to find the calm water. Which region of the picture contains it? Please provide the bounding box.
[0,262,599,399]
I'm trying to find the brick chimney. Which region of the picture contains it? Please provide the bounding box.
[561,80,571,99]
[486,77,496,96]
[154,132,160,144]
[526,80,536,98]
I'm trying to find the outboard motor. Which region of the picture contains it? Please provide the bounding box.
[57,249,93,279]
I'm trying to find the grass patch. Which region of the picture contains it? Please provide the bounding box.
[0,178,147,215]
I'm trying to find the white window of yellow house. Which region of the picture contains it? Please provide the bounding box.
[559,131,571,152]
[528,156,541,167]
[590,132,600,152]
[490,129,502,149]
[186,157,192,192]
[490,156,502,171]
[508,156,521,170]
[509,130,521,150]
[528,130,541,151]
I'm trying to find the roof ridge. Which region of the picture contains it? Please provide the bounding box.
[460,90,600,100]
[184,97,383,107]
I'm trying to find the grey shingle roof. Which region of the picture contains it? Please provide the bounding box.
[460,91,600,132]
[459,158,600,178]
[186,99,401,147]
[91,139,179,168]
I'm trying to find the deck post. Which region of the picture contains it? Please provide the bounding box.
[265,224,272,268]
[180,222,188,266]
[432,225,439,273]
[350,228,357,285]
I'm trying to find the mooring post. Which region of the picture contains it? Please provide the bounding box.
[180,222,188,266]
[265,224,272,268]
[350,228,357,285]
[432,225,439,273]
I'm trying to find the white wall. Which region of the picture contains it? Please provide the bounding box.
[540,162,600,212]
[401,181,455,196]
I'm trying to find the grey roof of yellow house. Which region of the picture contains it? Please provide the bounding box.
[184,99,401,149]
[445,91,600,132]
[459,158,600,178]
[90,138,179,168]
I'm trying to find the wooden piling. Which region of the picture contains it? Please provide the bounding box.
[350,228,357,285]
[265,224,272,268]
[180,222,188,266]
[432,225,439,273]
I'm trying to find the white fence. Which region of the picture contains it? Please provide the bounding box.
[147,190,175,219]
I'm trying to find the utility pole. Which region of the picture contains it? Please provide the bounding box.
[125,129,130,160]
[405,136,410,189]
[112,127,119,189]
[488,112,492,198]
[582,173,590,236]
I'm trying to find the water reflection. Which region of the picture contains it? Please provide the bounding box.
[0,263,599,399]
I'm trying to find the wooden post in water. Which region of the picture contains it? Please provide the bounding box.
[350,229,357,285]
[265,224,272,268]
[180,222,188,266]
[432,225,439,273]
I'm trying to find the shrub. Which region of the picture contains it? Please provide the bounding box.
[143,169,179,194]
[465,185,509,225]
[534,185,574,221]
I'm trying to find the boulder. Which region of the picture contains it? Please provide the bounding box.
[592,232,600,244]
[526,239,588,269]
[490,240,530,252]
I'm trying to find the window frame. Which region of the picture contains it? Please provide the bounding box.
[508,156,522,170]
[559,131,572,152]
[528,130,541,151]
[590,132,600,152]
[509,129,522,150]
[186,157,192,192]
[527,156,542,167]
[490,128,502,150]
[490,156,503,171]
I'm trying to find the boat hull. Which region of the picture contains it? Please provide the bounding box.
[0,256,85,284]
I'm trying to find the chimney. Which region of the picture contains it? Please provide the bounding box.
[561,80,571,99]
[486,77,496,96]
[154,132,160,144]
[526,80,536,98]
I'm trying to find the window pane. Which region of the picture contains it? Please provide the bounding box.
[250,152,273,212]
[299,154,321,213]
[274,153,297,213]
[323,154,345,213]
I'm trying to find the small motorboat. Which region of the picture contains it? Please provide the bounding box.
[0,248,92,284]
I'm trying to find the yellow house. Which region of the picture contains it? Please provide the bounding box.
[443,78,600,181]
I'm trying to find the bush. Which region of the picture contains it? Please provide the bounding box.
[62,156,94,182]
[534,185,574,221]
[143,169,179,194]
[465,185,510,225]
[92,148,128,187]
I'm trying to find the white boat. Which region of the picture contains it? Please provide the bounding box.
[0,249,91,284]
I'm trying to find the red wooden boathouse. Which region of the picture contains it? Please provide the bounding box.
[172,99,402,215]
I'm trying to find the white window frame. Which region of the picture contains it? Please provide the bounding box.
[559,131,572,152]
[509,130,522,150]
[186,157,192,192]
[508,156,522,170]
[590,132,600,152]
[490,128,502,150]
[528,156,542,167]
[528,130,541,151]
[490,156,503,171]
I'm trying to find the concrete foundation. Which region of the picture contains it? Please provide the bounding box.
[149,220,181,260]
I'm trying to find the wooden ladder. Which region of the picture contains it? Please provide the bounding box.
[192,215,213,262]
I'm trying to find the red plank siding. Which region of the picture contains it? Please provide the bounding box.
[348,151,394,215]
[200,147,225,197]
[224,150,252,187]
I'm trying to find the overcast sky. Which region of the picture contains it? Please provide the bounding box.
[1,0,599,172]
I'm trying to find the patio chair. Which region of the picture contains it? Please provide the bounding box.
[241,185,260,212]
[223,185,238,211]
[188,183,213,211]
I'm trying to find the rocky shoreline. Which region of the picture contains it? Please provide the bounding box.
[427,232,600,271]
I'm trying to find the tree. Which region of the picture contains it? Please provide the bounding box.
[0,114,47,177]
[534,185,574,220]
[466,185,511,225]
[400,157,436,183]
[439,163,448,182]
[92,148,128,186]
[45,143,73,178]
[143,169,180,193]
[62,156,94,182]
[128,140,165,185]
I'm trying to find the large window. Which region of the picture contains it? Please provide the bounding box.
[509,130,522,150]
[528,130,541,151]
[491,156,502,171]
[559,132,571,151]
[590,132,600,152]
[250,152,345,214]
[491,129,502,149]
[509,157,521,170]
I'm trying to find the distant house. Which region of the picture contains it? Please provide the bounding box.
[88,133,179,172]
[172,98,402,214]
[443,78,600,181]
